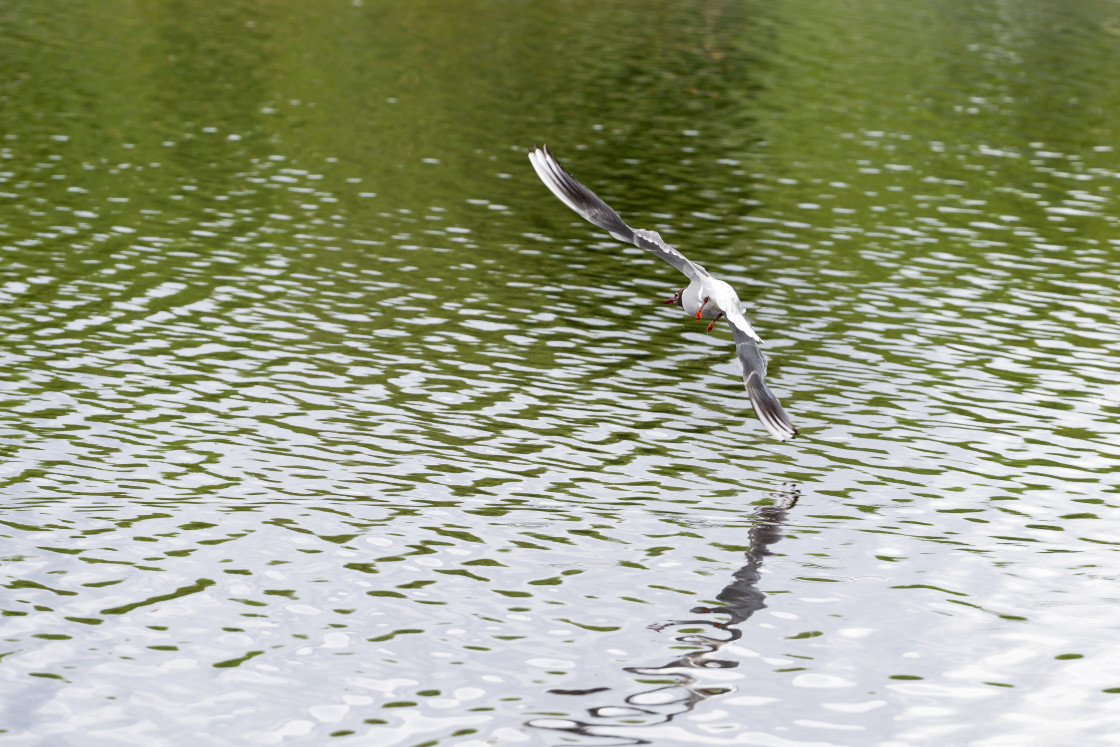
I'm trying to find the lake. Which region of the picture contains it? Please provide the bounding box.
[2,0,1119,745]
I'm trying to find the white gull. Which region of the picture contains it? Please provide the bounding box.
[528,145,798,441]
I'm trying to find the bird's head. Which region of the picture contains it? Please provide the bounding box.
[663,289,684,307]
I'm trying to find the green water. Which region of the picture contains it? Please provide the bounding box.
[2,1,1119,745]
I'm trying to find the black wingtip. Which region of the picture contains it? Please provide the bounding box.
[752,388,798,442]
[733,331,797,441]
[743,368,798,442]
[527,145,635,240]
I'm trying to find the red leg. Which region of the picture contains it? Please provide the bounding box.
[695,296,710,320]
[705,312,724,332]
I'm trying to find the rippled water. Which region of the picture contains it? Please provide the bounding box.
[3,0,1120,745]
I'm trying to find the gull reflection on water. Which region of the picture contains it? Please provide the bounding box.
[527,485,800,745]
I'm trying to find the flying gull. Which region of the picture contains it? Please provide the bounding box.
[527,145,798,441]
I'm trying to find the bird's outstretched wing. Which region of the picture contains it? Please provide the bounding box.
[730,324,798,441]
[710,284,763,344]
[528,145,709,282]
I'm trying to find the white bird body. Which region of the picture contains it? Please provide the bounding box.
[679,275,762,343]
[528,145,797,441]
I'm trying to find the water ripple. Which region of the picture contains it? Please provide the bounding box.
[3,0,1120,744]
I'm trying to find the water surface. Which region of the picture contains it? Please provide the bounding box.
[2,0,1119,745]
